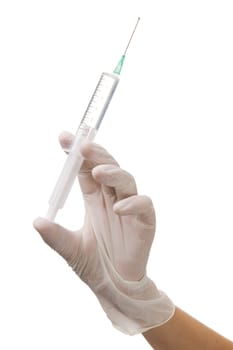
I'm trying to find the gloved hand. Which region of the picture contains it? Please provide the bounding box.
[34,131,175,335]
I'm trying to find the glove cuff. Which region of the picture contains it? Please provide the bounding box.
[92,254,175,335]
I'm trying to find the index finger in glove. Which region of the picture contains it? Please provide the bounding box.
[59,131,119,170]
[59,131,119,196]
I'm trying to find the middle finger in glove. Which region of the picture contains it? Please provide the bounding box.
[92,164,137,201]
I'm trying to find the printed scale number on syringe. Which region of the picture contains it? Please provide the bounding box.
[46,18,140,221]
[79,73,119,137]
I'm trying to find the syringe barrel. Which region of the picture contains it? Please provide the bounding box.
[46,72,119,221]
[79,72,119,131]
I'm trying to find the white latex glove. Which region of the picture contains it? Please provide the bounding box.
[34,131,175,335]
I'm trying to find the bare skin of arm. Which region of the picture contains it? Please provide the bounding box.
[143,306,233,350]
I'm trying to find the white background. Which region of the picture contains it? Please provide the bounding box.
[0,0,233,348]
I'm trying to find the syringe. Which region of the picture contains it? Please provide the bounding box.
[46,18,140,221]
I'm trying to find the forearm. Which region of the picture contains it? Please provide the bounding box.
[143,306,233,350]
